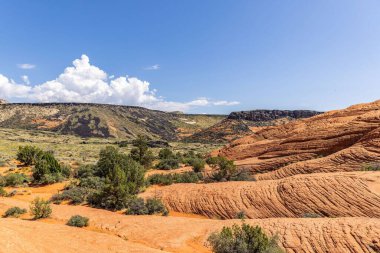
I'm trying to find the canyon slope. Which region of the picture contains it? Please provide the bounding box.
[0,103,224,140]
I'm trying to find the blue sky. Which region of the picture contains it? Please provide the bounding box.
[0,0,379,113]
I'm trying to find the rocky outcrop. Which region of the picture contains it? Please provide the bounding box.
[141,172,380,219]
[186,110,320,143]
[228,109,322,121]
[217,100,380,179]
[1,197,379,253]
[0,99,7,104]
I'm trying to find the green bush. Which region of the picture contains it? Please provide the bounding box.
[126,197,148,215]
[3,206,27,218]
[16,145,43,165]
[75,164,96,178]
[38,173,64,185]
[67,215,89,227]
[32,151,64,184]
[89,146,145,210]
[0,175,5,187]
[158,148,174,160]
[189,158,206,172]
[207,157,251,182]
[145,198,167,215]
[4,173,29,186]
[30,197,52,219]
[146,172,203,186]
[126,197,167,215]
[0,187,7,197]
[51,187,91,205]
[155,158,180,170]
[208,223,283,253]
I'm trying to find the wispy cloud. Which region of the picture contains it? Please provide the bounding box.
[1,55,239,112]
[17,63,36,69]
[144,64,160,70]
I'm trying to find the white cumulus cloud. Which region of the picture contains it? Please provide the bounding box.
[0,55,239,112]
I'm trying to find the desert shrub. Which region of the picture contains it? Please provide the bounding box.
[235,211,247,219]
[4,173,29,186]
[129,135,155,169]
[16,145,43,165]
[126,197,148,215]
[79,176,105,189]
[363,163,380,171]
[60,164,72,178]
[67,215,89,227]
[145,198,167,215]
[51,187,90,205]
[117,140,129,148]
[0,187,7,197]
[75,164,96,178]
[302,213,322,218]
[126,197,167,215]
[207,157,251,182]
[3,206,27,218]
[147,172,203,186]
[33,151,64,184]
[158,148,174,160]
[38,173,64,185]
[30,197,52,219]
[208,223,283,253]
[89,146,145,210]
[188,158,206,172]
[0,175,5,187]
[155,158,180,170]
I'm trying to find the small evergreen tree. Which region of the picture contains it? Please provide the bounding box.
[130,135,155,169]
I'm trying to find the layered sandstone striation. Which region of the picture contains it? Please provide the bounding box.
[217,100,380,179]
[141,171,380,219]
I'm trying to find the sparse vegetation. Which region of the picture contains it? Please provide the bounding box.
[362,163,380,171]
[155,158,180,170]
[235,210,247,219]
[3,173,29,186]
[30,197,52,219]
[147,172,203,186]
[67,215,89,227]
[207,156,251,182]
[302,213,322,218]
[3,206,27,218]
[208,222,283,253]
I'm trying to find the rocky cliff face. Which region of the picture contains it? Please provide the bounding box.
[228,109,322,121]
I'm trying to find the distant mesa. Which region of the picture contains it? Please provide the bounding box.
[227,109,322,121]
